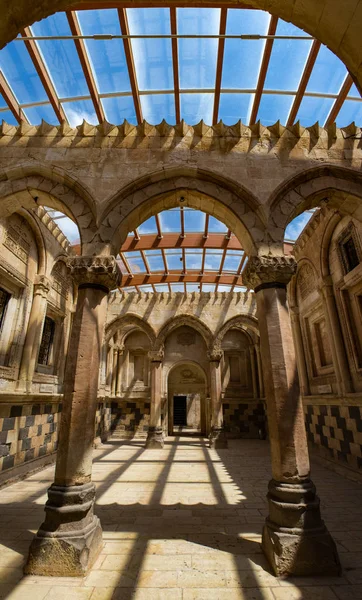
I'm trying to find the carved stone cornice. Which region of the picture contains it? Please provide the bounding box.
[33,274,51,298]
[207,348,223,363]
[243,255,297,291]
[148,348,164,363]
[65,256,121,291]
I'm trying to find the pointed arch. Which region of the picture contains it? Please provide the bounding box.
[105,313,156,346]
[154,313,213,351]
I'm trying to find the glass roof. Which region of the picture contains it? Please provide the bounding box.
[0,7,360,127]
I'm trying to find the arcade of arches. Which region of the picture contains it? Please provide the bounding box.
[1,5,362,594]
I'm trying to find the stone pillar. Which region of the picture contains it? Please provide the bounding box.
[320,277,353,394]
[289,306,310,397]
[25,256,121,577]
[17,275,51,392]
[255,342,264,398]
[106,344,113,390]
[146,349,164,449]
[111,346,118,396]
[116,345,124,397]
[243,256,340,577]
[250,345,258,399]
[208,349,228,449]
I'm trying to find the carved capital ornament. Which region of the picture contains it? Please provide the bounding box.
[65,256,122,291]
[148,348,164,363]
[243,255,297,291]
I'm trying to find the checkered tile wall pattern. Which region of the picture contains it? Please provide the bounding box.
[305,404,362,471]
[95,402,112,441]
[223,402,267,438]
[0,401,61,472]
[110,400,151,437]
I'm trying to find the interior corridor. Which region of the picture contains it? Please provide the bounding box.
[0,438,361,600]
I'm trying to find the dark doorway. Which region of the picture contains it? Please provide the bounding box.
[173,395,187,426]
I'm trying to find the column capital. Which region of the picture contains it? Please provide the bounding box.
[207,348,223,363]
[33,274,51,298]
[65,255,121,291]
[243,255,297,292]
[148,348,164,363]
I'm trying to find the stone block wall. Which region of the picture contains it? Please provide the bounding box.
[110,400,150,438]
[305,403,362,472]
[223,401,266,438]
[0,399,61,476]
[95,401,112,442]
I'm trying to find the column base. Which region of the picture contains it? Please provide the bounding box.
[145,426,164,449]
[209,426,228,449]
[24,482,102,577]
[262,479,341,577]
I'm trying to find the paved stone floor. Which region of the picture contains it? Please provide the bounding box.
[0,437,362,599]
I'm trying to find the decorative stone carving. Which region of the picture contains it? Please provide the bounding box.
[65,256,121,291]
[3,223,31,263]
[243,255,297,290]
[33,274,51,298]
[52,261,70,299]
[209,426,228,449]
[148,348,164,363]
[297,262,316,301]
[207,348,223,363]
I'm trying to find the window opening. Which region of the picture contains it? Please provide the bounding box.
[38,316,55,365]
[0,288,10,331]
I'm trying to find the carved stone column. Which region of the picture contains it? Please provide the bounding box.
[106,344,113,390]
[116,345,124,397]
[289,305,310,397]
[111,346,118,396]
[255,342,264,398]
[146,349,164,449]
[249,345,258,399]
[243,256,340,577]
[25,256,121,577]
[17,275,51,392]
[208,349,228,449]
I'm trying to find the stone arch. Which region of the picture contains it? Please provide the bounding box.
[267,165,362,251]
[289,257,319,308]
[99,166,266,255]
[214,314,259,352]
[105,313,156,346]
[17,208,47,275]
[154,314,213,352]
[320,211,344,279]
[0,165,98,254]
[1,1,362,97]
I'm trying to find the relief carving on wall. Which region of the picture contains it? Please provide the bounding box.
[52,262,70,299]
[3,224,31,264]
[297,263,316,301]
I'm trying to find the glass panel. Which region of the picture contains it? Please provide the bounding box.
[178,8,220,90]
[62,99,98,127]
[125,251,147,273]
[144,250,164,272]
[127,8,173,91]
[184,209,205,232]
[23,103,58,125]
[186,283,201,292]
[348,84,361,99]
[139,285,153,292]
[159,209,180,233]
[77,9,131,94]
[257,94,294,126]
[264,21,312,92]
[138,216,158,234]
[155,284,169,292]
[307,46,347,95]
[180,93,214,124]
[336,99,362,127]
[218,284,232,292]
[140,93,176,124]
[218,93,254,125]
[43,208,80,244]
[31,13,89,98]
[0,93,7,109]
[170,283,185,292]
[202,283,216,292]
[285,211,314,241]
[102,96,137,125]
[204,249,223,271]
[223,250,243,273]
[222,10,270,89]
[234,285,247,292]
[208,216,227,233]
[117,260,129,275]
[0,40,48,104]
[185,249,203,271]
[0,110,18,125]
[165,248,183,270]
[296,96,334,126]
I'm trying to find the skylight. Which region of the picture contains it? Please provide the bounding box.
[0,7,359,128]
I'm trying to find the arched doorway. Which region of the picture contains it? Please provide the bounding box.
[167,361,207,436]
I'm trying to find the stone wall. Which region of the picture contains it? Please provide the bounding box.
[0,397,61,482]
[109,400,150,439]
[223,401,266,439]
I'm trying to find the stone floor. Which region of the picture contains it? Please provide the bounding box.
[0,437,362,600]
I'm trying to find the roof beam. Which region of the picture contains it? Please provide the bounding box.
[287,40,321,126]
[201,247,206,274]
[161,248,169,274]
[122,232,243,251]
[0,70,27,123]
[119,253,133,277]
[249,16,278,126]
[213,7,227,125]
[21,27,67,123]
[203,214,209,239]
[155,213,163,239]
[118,8,143,124]
[325,74,354,126]
[180,206,185,239]
[140,250,151,275]
[182,247,186,274]
[170,7,180,124]
[122,272,243,286]
[66,11,105,123]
